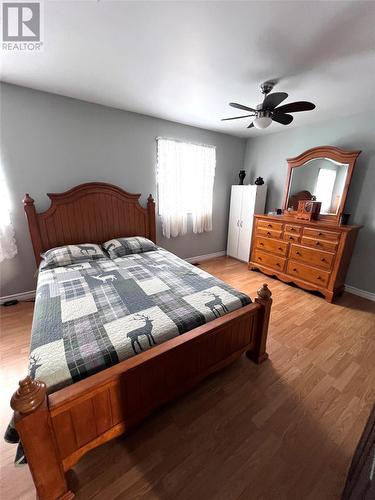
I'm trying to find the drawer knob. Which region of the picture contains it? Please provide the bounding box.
[268,224,272,228]
[260,242,264,246]
[318,232,323,236]
[296,251,301,255]
[276,263,280,267]
[317,276,322,280]
[258,257,262,261]
[321,258,326,262]
[316,241,320,246]
[267,231,271,235]
[291,227,295,231]
[289,236,293,240]
[278,247,283,251]
[293,268,297,272]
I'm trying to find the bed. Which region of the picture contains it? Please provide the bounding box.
[11,182,272,500]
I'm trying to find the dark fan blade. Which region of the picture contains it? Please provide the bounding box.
[247,122,254,129]
[229,102,257,113]
[275,101,316,114]
[221,114,255,121]
[272,113,293,125]
[262,92,288,110]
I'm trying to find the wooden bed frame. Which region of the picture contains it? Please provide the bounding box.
[11,182,272,500]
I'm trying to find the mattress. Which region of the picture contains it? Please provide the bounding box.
[29,248,251,393]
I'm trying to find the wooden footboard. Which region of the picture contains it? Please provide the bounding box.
[11,284,272,500]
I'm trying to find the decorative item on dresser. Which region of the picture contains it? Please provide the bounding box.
[227,184,267,262]
[249,146,362,302]
[296,200,321,221]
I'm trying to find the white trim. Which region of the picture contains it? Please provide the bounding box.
[185,251,226,264]
[0,290,36,305]
[344,285,375,302]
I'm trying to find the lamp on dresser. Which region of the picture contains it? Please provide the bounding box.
[249,146,362,303]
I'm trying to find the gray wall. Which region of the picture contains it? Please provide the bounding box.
[243,112,375,294]
[0,83,245,296]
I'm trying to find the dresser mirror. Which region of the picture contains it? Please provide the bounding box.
[282,146,361,223]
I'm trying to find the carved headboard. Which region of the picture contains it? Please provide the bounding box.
[23,182,156,266]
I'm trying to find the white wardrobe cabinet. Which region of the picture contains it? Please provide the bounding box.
[227,185,267,262]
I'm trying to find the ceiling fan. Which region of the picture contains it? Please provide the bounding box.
[221,81,315,130]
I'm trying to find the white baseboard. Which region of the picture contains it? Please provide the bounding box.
[185,251,226,264]
[0,290,36,305]
[344,285,375,302]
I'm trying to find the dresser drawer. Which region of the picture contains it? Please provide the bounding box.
[285,224,302,235]
[257,220,284,231]
[257,227,283,239]
[287,261,330,287]
[255,237,288,256]
[301,236,338,253]
[303,227,340,242]
[290,244,335,270]
[253,250,285,272]
[284,232,301,243]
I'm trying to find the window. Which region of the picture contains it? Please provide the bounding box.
[314,168,337,213]
[0,171,17,262]
[156,138,216,238]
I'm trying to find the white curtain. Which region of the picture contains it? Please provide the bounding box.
[0,175,17,262]
[157,138,216,238]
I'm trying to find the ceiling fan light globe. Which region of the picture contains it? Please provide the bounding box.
[253,116,272,129]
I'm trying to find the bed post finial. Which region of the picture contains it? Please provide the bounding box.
[23,193,35,206]
[147,194,156,243]
[11,376,46,415]
[257,283,272,301]
[247,283,272,364]
[11,376,74,499]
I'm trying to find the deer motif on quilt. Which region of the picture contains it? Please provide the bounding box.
[127,313,157,354]
[29,354,42,379]
[204,292,229,318]
[92,274,118,283]
[76,245,98,255]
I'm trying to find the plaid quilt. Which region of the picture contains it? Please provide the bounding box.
[29,248,251,393]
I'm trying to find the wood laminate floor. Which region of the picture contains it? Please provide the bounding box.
[1,257,374,500]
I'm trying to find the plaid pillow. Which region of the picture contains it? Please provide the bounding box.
[103,237,157,259]
[41,244,107,269]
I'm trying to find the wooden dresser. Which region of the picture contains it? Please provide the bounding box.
[249,214,361,302]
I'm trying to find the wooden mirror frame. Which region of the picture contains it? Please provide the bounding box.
[282,146,361,224]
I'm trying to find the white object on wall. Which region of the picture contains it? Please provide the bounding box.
[227,185,267,262]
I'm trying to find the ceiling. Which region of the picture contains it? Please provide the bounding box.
[1,1,375,137]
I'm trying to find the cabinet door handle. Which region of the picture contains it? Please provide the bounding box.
[237,220,239,227]
[240,221,243,228]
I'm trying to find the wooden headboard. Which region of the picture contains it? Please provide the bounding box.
[23,182,156,266]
